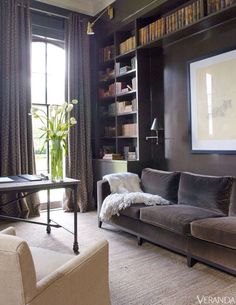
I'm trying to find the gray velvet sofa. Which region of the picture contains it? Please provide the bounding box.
[97,168,236,276]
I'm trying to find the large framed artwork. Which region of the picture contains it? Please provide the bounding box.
[189,48,236,153]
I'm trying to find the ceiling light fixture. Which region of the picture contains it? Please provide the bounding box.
[87,5,114,35]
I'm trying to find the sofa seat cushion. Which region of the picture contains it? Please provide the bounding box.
[178,172,233,215]
[191,217,236,250]
[119,203,147,220]
[141,168,180,203]
[140,205,224,235]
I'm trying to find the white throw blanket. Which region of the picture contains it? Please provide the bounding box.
[100,173,170,221]
[103,172,143,193]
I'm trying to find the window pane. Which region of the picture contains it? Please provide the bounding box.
[32,42,45,74]
[47,43,65,105]
[31,73,45,104]
[32,105,48,174]
[47,43,65,75]
[47,73,65,105]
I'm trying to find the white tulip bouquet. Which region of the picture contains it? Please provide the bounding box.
[30,99,78,181]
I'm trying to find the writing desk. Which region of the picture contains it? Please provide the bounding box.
[0,176,79,254]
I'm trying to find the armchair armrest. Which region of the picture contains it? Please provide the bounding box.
[30,240,111,305]
[0,226,16,235]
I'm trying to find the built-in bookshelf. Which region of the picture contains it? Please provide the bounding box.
[97,32,141,162]
[93,0,236,173]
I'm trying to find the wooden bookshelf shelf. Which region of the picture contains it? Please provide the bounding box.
[116,90,136,98]
[115,49,136,60]
[116,69,136,79]
[117,136,138,139]
[117,111,137,116]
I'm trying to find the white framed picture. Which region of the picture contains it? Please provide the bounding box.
[189,48,236,153]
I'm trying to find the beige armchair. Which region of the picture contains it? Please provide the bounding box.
[0,227,111,305]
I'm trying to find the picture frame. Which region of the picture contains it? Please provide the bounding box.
[188,48,236,153]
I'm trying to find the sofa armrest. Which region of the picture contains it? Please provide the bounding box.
[31,240,111,305]
[97,180,111,215]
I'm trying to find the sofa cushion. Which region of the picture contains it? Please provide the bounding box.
[140,205,224,235]
[178,172,233,215]
[119,203,147,220]
[191,217,236,250]
[141,168,180,203]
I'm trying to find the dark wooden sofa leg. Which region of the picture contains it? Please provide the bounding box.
[98,220,102,228]
[187,254,197,267]
[137,236,143,246]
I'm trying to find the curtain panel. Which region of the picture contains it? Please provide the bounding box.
[0,0,40,217]
[65,13,94,212]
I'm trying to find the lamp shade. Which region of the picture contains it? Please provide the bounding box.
[150,118,158,131]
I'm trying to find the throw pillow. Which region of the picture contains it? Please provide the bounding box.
[141,168,181,203]
[178,172,233,215]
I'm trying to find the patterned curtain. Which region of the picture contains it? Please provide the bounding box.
[64,13,94,212]
[0,0,40,217]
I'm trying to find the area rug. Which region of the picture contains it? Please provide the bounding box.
[1,210,235,305]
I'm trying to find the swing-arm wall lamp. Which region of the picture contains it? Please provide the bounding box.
[87,6,114,35]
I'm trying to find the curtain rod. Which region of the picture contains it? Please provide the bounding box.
[30,7,69,19]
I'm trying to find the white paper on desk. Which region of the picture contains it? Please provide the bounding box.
[0,177,14,183]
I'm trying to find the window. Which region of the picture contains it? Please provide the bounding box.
[31,37,65,206]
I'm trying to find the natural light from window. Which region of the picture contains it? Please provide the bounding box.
[31,39,65,206]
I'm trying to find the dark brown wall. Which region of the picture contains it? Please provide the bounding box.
[162,18,236,176]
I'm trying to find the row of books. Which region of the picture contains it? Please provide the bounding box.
[166,0,204,34]
[139,18,165,45]
[119,36,136,55]
[139,0,204,45]
[207,0,236,14]
[99,44,115,63]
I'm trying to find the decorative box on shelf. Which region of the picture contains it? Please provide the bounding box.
[122,123,137,136]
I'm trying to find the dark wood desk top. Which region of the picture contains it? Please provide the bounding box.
[0,176,79,193]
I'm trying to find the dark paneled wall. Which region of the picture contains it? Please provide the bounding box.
[163,18,236,176]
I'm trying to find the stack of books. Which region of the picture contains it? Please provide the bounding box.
[103,154,123,160]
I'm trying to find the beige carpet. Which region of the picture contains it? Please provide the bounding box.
[1,210,235,305]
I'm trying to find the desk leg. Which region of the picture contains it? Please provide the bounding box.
[46,189,51,234]
[73,185,79,254]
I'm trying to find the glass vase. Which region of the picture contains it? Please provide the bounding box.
[50,139,64,182]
